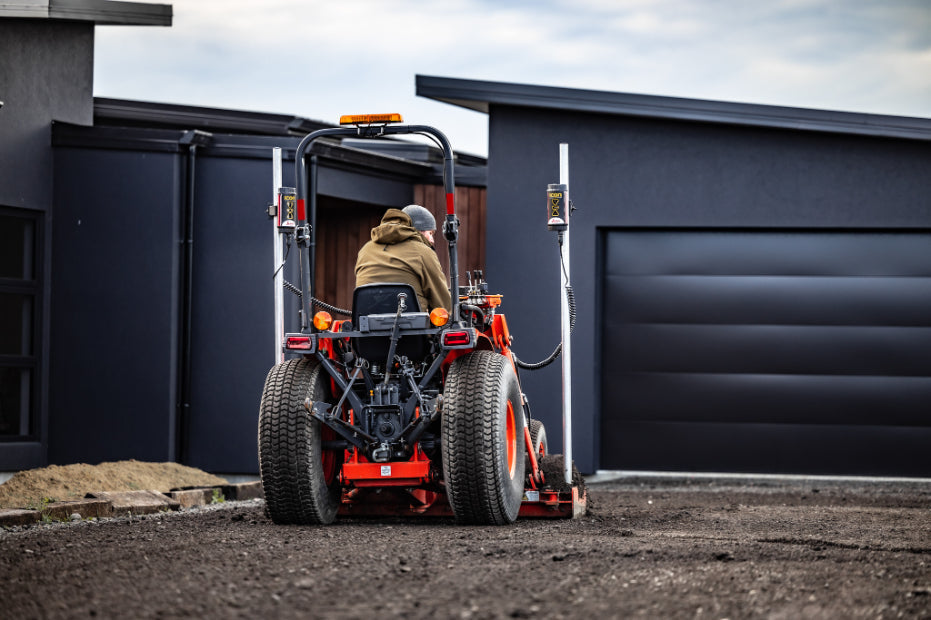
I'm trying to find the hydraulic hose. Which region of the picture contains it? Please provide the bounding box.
[459,303,485,326]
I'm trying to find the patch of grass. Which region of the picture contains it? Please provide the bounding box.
[211,488,225,504]
[26,496,55,512]
[28,497,64,523]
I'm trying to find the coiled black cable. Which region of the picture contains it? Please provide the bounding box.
[513,236,576,371]
[282,279,352,317]
[513,283,575,370]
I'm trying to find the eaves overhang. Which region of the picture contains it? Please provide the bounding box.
[94,98,332,137]
[0,0,171,25]
[416,75,931,142]
[51,122,438,182]
[90,98,487,187]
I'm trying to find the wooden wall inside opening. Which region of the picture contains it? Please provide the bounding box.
[314,184,487,313]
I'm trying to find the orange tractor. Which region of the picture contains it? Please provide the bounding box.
[259,114,584,524]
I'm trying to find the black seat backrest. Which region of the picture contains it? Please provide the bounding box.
[352,283,421,319]
[351,283,429,364]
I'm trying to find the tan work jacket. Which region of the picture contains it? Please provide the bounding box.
[355,209,452,312]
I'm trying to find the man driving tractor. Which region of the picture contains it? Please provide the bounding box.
[355,204,452,313]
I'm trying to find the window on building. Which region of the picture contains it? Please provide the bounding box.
[0,209,38,439]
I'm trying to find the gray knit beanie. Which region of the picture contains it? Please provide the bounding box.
[402,204,436,232]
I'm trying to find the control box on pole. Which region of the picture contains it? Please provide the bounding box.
[277,186,297,231]
[547,183,568,232]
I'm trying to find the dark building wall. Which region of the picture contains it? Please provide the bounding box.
[50,144,182,464]
[486,104,931,474]
[0,18,95,470]
[183,144,294,473]
[0,19,94,210]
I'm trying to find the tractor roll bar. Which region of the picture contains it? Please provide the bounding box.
[294,125,460,332]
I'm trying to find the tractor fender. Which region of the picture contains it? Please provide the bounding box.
[440,332,495,379]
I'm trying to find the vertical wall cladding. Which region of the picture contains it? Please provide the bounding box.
[414,184,487,280]
[487,104,931,475]
[184,151,280,473]
[313,183,490,316]
[314,196,385,313]
[50,146,180,464]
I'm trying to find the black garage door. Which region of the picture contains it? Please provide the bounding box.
[600,230,931,476]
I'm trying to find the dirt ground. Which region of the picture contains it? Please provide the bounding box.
[1,475,929,619]
[0,461,227,510]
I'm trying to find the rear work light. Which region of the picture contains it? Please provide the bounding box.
[442,329,473,348]
[284,335,315,351]
[339,113,403,125]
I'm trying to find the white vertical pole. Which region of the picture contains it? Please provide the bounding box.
[559,143,573,486]
[272,148,284,365]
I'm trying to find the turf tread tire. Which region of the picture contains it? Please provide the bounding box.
[526,419,547,474]
[442,351,526,525]
[258,357,341,525]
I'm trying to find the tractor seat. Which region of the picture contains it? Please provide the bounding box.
[351,283,430,364]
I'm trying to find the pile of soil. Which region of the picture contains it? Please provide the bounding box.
[537,454,586,494]
[0,460,227,510]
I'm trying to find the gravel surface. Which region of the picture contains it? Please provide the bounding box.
[1,477,929,619]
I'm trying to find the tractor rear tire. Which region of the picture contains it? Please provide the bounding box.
[258,357,342,525]
[526,419,548,473]
[442,350,526,525]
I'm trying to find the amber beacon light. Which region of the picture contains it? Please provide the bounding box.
[339,113,404,125]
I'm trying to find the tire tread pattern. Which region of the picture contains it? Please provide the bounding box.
[442,351,525,525]
[258,358,340,525]
[526,418,547,474]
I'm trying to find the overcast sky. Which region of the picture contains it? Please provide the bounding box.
[94,0,931,156]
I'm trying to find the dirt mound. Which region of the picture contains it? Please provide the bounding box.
[537,454,586,495]
[0,460,227,510]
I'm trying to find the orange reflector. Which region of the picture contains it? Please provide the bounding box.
[430,307,449,327]
[339,113,403,125]
[313,311,333,331]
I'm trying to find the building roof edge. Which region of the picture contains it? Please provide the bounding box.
[0,0,171,26]
[416,75,931,142]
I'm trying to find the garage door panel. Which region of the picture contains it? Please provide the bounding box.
[600,421,931,476]
[600,230,931,475]
[606,373,931,426]
[605,323,931,377]
[605,274,931,327]
[605,232,931,278]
